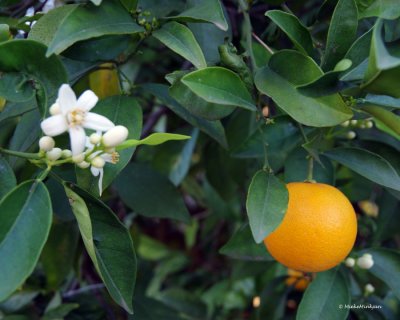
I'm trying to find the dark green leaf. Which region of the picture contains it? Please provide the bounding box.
[255,50,353,127]
[153,22,207,69]
[115,162,191,223]
[246,170,288,243]
[33,0,143,56]
[0,156,16,200]
[220,224,273,261]
[141,83,228,148]
[324,147,400,191]
[0,181,52,301]
[181,67,256,111]
[361,105,400,136]
[166,0,228,31]
[322,0,358,71]
[297,269,350,320]
[76,96,142,196]
[360,94,400,109]
[0,73,35,102]
[0,40,67,116]
[265,10,314,56]
[358,0,400,20]
[120,0,137,12]
[64,183,137,314]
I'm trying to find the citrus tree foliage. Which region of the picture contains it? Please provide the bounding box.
[0,0,399,319]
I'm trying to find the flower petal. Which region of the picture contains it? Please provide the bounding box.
[40,115,68,136]
[91,166,100,176]
[101,154,113,163]
[58,84,77,115]
[77,90,99,111]
[83,112,115,131]
[98,168,104,195]
[69,126,86,155]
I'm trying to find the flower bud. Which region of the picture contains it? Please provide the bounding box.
[90,133,102,145]
[39,136,55,151]
[345,257,355,268]
[102,125,129,147]
[46,148,62,161]
[77,161,90,169]
[357,254,374,269]
[350,120,358,126]
[365,283,375,294]
[72,153,85,163]
[49,102,61,115]
[91,156,105,168]
[358,200,379,218]
[61,149,72,158]
[346,131,356,140]
[366,121,373,129]
[341,121,350,127]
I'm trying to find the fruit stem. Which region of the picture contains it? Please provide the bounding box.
[306,156,315,183]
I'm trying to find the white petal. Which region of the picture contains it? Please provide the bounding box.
[41,115,68,136]
[69,126,86,155]
[101,154,113,163]
[77,90,99,111]
[91,166,100,176]
[83,112,115,131]
[98,168,104,195]
[58,84,77,115]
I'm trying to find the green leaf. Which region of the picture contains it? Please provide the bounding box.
[166,0,228,31]
[120,0,137,12]
[219,224,273,261]
[358,0,400,20]
[141,83,228,148]
[181,67,256,111]
[321,0,358,71]
[0,40,67,116]
[360,94,400,109]
[117,133,190,150]
[255,50,353,127]
[365,248,400,300]
[64,183,137,314]
[324,147,400,191]
[361,104,400,136]
[0,180,52,301]
[153,22,207,69]
[0,73,35,102]
[76,96,142,196]
[0,156,16,200]
[296,269,350,320]
[34,0,143,56]
[265,10,314,56]
[168,70,235,120]
[115,163,191,223]
[246,170,288,243]
[363,20,400,98]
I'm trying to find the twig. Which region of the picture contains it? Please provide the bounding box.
[252,32,274,55]
[141,107,168,138]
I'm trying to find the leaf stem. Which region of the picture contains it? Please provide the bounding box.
[0,147,41,159]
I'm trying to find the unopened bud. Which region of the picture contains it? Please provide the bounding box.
[77,161,90,169]
[357,254,374,269]
[46,148,62,161]
[102,125,129,147]
[61,149,72,158]
[347,131,356,139]
[366,121,373,129]
[49,102,61,115]
[89,133,102,145]
[91,156,105,168]
[365,283,375,294]
[350,120,358,126]
[345,257,355,268]
[341,121,350,127]
[72,153,85,163]
[39,136,55,151]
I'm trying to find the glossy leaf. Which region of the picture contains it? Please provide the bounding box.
[0,156,16,200]
[322,0,358,71]
[360,94,400,109]
[246,170,288,243]
[265,10,314,56]
[181,67,256,111]
[365,248,400,300]
[255,50,353,127]
[115,163,191,223]
[358,0,400,20]
[153,22,207,69]
[76,96,142,196]
[166,0,228,31]
[219,224,273,261]
[297,269,350,320]
[0,40,67,116]
[0,181,52,301]
[324,147,400,191]
[361,105,400,136]
[141,83,228,148]
[120,0,137,12]
[32,0,143,56]
[0,73,35,102]
[117,132,190,150]
[64,183,137,314]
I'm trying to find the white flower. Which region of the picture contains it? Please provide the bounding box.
[102,125,129,147]
[39,136,55,151]
[89,151,120,195]
[41,84,115,155]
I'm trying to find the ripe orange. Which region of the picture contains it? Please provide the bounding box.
[264,182,357,272]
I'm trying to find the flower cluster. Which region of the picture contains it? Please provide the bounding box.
[38,84,129,195]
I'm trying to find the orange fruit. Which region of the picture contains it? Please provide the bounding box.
[264,182,357,272]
